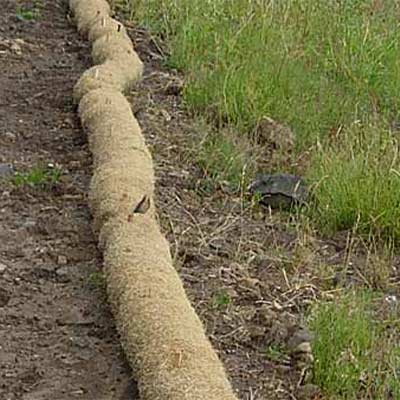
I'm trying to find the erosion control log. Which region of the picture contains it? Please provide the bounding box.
[69,1,239,399]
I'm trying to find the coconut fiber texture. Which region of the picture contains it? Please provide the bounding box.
[69,1,239,399]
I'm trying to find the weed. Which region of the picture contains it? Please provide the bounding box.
[265,344,286,362]
[197,130,250,189]
[308,290,400,399]
[13,165,61,187]
[16,5,40,21]
[308,123,400,243]
[211,290,231,309]
[88,271,106,288]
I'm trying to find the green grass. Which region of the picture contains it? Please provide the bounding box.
[125,1,400,142]
[13,166,61,187]
[308,290,400,399]
[121,0,400,243]
[308,123,400,242]
[88,271,106,288]
[264,343,286,362]
[211,290,231,309]
[16,4,41,21]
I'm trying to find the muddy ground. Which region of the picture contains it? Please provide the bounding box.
[0,1,137,399]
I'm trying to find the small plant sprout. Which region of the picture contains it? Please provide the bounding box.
[264,344,286,362]
[16,5,40,21]
[211,290,231,309]
[13,165,61,187]
[88,271,106,288]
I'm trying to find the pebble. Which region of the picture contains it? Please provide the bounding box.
[57,255,68,265]
[3,131,16,141]
[0,262,7,273]
[0,163,15,177]
[293,342,312,355]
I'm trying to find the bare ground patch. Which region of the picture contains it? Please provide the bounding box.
[0,1,137,399]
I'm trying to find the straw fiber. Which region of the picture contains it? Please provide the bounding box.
[69,0,239,398]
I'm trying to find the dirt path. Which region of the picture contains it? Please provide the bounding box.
[0,1,137,399]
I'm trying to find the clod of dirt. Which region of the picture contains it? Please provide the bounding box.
[0,288,10,307]
[0,163,15,177]
[247,324,267,339]
[56,266,71,283]
[0,38,25,55]
[57,255,68,265]
[257,305,278,327]
[296,383,321,400]
[164,76,184,96]
[2,131,16,141]
[286,326,315,369]
[286,328,314,352]
[254,116,295,150]
[248,173,308,209]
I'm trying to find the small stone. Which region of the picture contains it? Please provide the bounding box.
[293,342,312,355]
[0,163,15,178]
[10,42,22,55]
[57,255,68,265]
[0,262,7,273]
[160,109,172,122]
[56,267,70,283]
[3,131,16,141]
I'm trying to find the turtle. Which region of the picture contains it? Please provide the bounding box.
[248,173,308,210]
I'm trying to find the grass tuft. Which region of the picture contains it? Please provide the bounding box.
[13,166,61,187]
[308,291,400,399]
[308,123,400,242]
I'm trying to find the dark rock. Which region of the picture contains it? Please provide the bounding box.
[0,163,15,178]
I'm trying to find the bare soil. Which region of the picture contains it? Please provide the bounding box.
[0,1,137,399]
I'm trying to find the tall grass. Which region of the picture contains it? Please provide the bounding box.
[308,291,400,398]
[126,0,400,144]
[309,124,400,241]
[123,0,400,241]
